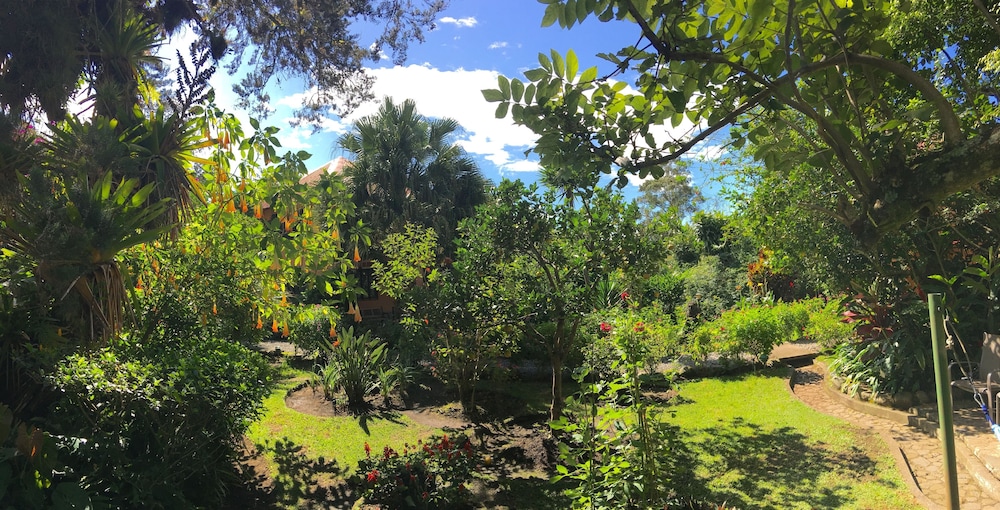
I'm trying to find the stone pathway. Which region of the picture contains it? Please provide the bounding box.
[791,363,998,509]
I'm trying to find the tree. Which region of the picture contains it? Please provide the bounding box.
[339,97,488,252]
[484,0,1000,250]
[465,180,646,420]
[0,0,444,123]
[636,162,703,221]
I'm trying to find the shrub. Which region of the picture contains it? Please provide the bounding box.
[47,332,270,508]
[580,309,683,380]
[800,297,853,349]
[354,434,479,509]
[829,283,932,397]
[553,318,700,509]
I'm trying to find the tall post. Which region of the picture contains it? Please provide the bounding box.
[929,292,960,510]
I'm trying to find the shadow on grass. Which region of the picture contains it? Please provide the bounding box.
[689,417,884,509]
[258,437,352,509]
[356,408,406,435]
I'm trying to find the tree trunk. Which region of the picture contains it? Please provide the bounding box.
[550,350,564,421]
[549,317,567,421]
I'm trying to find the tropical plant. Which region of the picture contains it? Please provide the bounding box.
[318,326,388,411]
[829,280,932,397]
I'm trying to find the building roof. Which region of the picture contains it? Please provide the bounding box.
[299,156,351,186]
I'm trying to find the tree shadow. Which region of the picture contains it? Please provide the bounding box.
[688,417,888,509]
[254,437,353,509]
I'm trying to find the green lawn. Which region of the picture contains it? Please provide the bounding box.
[663,368,921,509]
[244,365,443,508]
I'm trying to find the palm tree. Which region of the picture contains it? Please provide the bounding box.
[338,97,487,253]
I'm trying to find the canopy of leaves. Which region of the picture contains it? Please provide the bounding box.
[485,0,1000,248]
[0,0,444,123]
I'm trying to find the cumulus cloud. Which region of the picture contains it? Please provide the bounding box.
[272,64,541,174]
[488,41,508,50]
[439,16,478,28]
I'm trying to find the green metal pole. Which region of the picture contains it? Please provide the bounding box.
[929,292,960,510]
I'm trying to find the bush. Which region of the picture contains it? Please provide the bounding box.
[829,284,932,397]
[580,309,683,380]
[686,300,809,365]
[800,297,853,349]
[354,434,479,509]
[47,332,270,508]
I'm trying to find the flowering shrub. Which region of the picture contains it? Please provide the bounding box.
[582,309,683,381]
[354,434,479,509]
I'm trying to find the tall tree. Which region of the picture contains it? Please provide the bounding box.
[485,0,1000,250]
[339,97,488,252]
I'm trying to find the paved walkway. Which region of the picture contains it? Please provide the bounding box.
[790,362,999,509]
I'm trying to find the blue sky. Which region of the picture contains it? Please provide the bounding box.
[167,1,730,206]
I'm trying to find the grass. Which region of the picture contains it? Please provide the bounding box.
[244,364,443,508]
[663,367,921,509]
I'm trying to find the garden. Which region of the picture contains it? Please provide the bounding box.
[2,0,1000,509]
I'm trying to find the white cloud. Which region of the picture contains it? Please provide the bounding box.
[488,41,508,50]
[439,16,478,28]
[272,64,541,174]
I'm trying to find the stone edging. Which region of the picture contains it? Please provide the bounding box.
[783,364,940,510]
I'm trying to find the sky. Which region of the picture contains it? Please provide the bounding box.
[169,0,731,206]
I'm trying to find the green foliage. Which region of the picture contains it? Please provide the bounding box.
[354,434,479,509]
[0,404,92,510]
[552,322,697,509]
[680,256,746,321]
[317,326,388,411]
[801,298,854,349]
[829,281,932,397]
[340,98,488,252]
[460,179,648,419]
[47,331,269,508]
[372,224,440,300]
[581,308,683,381]
[487,0,1000,248]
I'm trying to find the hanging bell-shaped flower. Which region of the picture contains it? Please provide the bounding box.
[353,246,361,262]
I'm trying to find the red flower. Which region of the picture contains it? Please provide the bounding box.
[599,322,612,333]
[633,321,645,333]
[366,469,379,483]
[620,291,630,301]
[422,491,429,500]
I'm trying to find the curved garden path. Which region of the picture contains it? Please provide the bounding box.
[791,363,997,510]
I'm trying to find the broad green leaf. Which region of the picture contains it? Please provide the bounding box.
[498,75,511,97]
[566,49,579,79]
[552,50,566,78]
[524,68,549,82]
[580,66,598,83]
[512,79,525,102]
[541,3,560,27]
[495,101,510,118]
[482,88,506,102]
